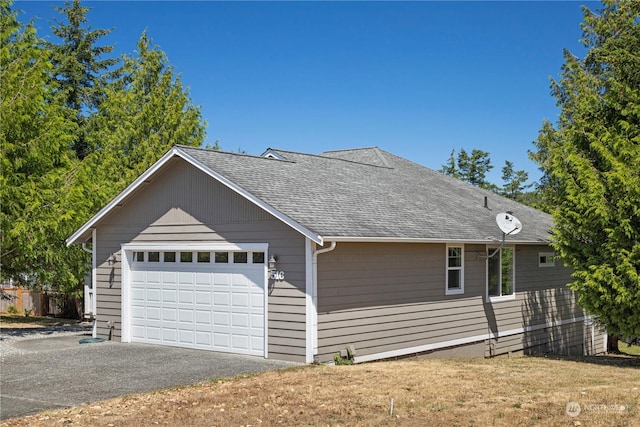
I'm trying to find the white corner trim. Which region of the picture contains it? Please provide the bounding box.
[120,245,131,343]
[353,316,588,364]
[305,239,315,363]
[91,229,97,338]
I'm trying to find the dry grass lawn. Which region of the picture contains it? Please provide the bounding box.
[0,314,79,328]
[2,352,638,427]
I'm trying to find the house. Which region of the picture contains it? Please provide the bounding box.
[67,145,607,363]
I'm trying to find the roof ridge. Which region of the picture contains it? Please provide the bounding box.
[269,147,394,169]
[176,144,296,162]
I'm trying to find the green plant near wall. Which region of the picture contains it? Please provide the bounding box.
[333,346,356,365]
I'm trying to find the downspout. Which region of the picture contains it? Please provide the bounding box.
[311,241,337,361]
[81,233,98,338]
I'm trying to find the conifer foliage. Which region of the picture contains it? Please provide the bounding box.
[0,0,205,314]
[531,1,640,337]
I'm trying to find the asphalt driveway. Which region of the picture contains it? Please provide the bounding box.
[0,333,295,420]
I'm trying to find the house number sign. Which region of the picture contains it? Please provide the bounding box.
[270,271,285,281]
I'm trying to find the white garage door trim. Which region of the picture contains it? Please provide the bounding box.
[121,242,269,358]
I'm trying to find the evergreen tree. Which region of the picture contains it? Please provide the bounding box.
[440,149,459,178]
[48,0,119,159]
[0,1,86,298]
[500,160,532,201]
[531,0,640,338]
[83,31,206,203]
[441,148,494,189]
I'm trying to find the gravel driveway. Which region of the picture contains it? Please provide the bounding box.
[0,326,295,420]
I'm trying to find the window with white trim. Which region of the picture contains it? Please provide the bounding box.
[538,252,556,268]
[487,246,515,300]
[446,245,464,295]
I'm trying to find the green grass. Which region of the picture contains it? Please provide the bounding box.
[619,340,640,356]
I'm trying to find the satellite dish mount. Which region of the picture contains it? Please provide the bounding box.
[486,212,522,258]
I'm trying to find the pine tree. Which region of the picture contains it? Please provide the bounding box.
[531,0,640,338]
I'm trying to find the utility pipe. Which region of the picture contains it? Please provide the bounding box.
[311,241,337,361]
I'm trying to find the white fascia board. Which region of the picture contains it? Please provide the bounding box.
[66,147,181,246]
[322,236,550,245]
[67,146,324,246]
[176,149,323,245]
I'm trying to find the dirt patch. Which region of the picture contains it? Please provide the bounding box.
[0,314,79,329]
[2,355,638,427]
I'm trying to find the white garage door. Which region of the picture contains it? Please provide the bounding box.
[128,249,266,356]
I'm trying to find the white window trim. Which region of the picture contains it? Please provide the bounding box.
[538,251,556,268]
[445,244,464,295]
[486,245,516,302]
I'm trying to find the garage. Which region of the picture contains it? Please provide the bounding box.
[123,246,267,357]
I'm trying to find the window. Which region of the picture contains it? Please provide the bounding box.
[197,252,211,263]
[446,245,464,295]
[180,251,193,263]
[148,251,160,262]
[214,252,229,263]
[488,247,515,300]
[134,252,144,262]
[233,252,248,264]
[163,252,176,262]
[539,252,556,268]
[252,252,265,264]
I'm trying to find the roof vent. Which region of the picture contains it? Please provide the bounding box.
[484,196,489,209]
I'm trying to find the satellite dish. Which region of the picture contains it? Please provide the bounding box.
[496,213,522,236]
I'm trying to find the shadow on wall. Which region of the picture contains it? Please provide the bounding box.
[521,287,586,356]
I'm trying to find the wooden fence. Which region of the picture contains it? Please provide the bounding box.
[0,287,55,316]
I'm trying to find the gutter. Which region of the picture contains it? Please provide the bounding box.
[311,241,337,362]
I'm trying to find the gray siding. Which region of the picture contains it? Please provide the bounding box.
[94,158,307,362]
[316,242,602,362]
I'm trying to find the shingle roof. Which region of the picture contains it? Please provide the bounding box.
[178,145,553,244]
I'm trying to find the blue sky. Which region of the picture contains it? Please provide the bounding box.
[16,1,600,185]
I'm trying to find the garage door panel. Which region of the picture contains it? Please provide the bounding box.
[129,250,265,356]
[232,313,249,328]
[214,292,229,306]
[179,309,194,323]
[251,314,264,328]
[178,330,194,345]
[214,312,230,326]
[195,272,211,286]
[163,328,177,343]
[179,290,194,304]
[147,326,161,341]
[213,332,230,348]
[196,331,212,346]
[147,288,161,302]
[162,308,177,322]
[232,334,249,350]
[232,293,249,308]
[195,310,211,324]
[147,271,162,284]
[147,306,161,320]
[162,289,177,303]
[195,291,211,305]
[163,271,177,283]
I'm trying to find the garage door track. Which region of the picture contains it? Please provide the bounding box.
[1,333,295,420]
